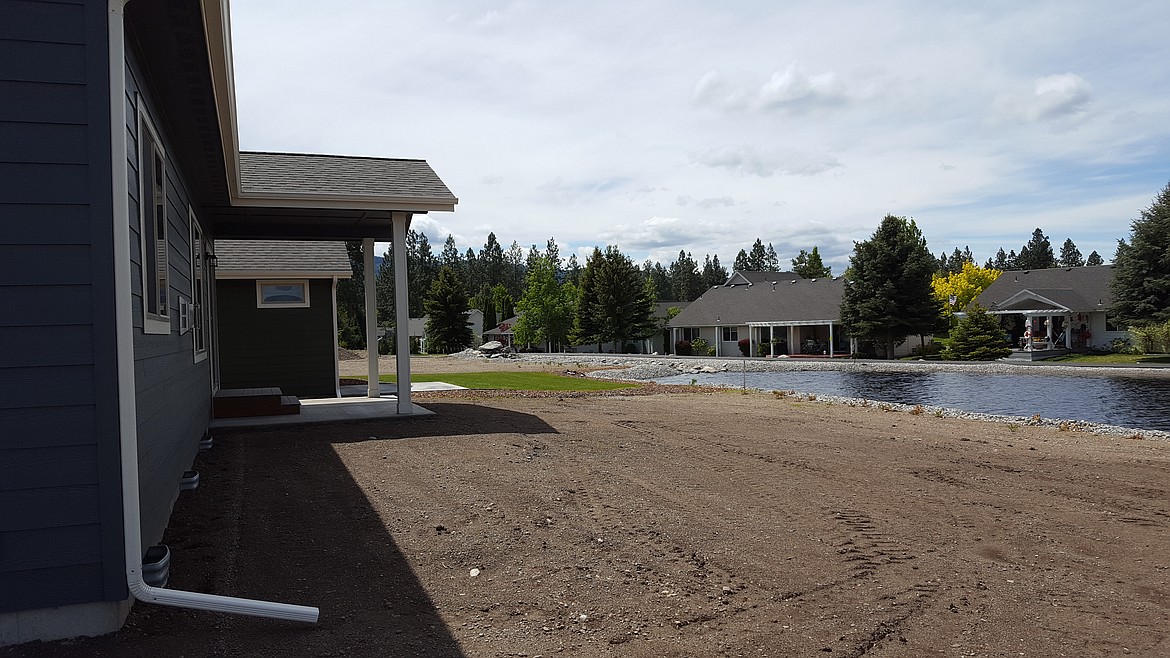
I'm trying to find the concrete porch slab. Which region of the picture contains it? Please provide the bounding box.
[209,396,433,430]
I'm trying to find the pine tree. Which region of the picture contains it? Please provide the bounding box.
[733,249,749,272]
[840,215,945,358]
[1017,228,1056,269]
[791,246,832,278]
[477,283,496,333]
[701,254,728,288]
[941,305,1012,360]
[564,253,582,285]
[335,241,366,348]
[1057,238,1084,267]
[669,250,703,302]
[764,243,780,271]
[643,260,671,302]
[573,246,656,350]
[1110,180,1170,325]
[423,266,473,353]
[747,238,768,271]
[990,248,1010,270]
[1086,251,1104,266]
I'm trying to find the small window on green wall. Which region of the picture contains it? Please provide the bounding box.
[257,280,310,308]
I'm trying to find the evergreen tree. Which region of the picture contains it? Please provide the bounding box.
[747,238,768,271]
[1110,180,1170,325]
[441,234,462,270]
[564,253,582,285]
[840,215,945,358]
[733,249,749,272]
[423,266,473,353]
[937,251,948,273]
[375,244,397,326]
[990,248,1010,270]
[514,256,575,352]
[764,243,781,271]
[476,283,496,333]
[492,284,515,321]
[1086,250,1104,266]
[479,232,506,290]
[1006,249,1019,270]
[1017,228,1056,269]
[669,250,703,302]
[406,230,438,316]
[943,247,973,274]
[643,260,671,302]
[1058,238,1084,267]
[573,246,657,350]
[701,254,728,288]
[545,237,562,273]
[505,240,526,297]
[791,246,832,278]
[941,305,1012,360]
[335,241,366,348]
[464,247,480,293]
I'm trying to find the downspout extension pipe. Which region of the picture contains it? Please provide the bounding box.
[109,0,317,624]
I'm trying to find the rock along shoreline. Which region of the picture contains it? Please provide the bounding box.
[452,351,1170,440]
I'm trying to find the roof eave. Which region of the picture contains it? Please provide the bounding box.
[232,192,457,213]
[215,269,352,280]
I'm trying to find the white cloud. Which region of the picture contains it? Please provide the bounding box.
[692,62,852,115]
[692,145,842,177]
[990,73,1093,126]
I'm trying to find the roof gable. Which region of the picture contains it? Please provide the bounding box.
[670,277,845,327]
[977,266,1114,312]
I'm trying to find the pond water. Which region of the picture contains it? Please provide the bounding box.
[653,370,1170,432]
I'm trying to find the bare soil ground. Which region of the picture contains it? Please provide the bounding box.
[9,387,1169,657]
[339,352,569,377]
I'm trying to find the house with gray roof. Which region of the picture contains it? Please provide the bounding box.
[214,241,351,399]
[667,273,927,358]
[1,0,454,644]
[975,265,1124,353]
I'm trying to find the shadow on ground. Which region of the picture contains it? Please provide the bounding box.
[7,403,556,657]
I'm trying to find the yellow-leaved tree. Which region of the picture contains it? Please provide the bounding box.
[932,262,1002,320]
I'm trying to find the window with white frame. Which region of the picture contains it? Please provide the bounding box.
[721,326,738,342]
[138,97,170,334]
[681,327,700,341]
[190,212,208,362]
[256,280,310,308]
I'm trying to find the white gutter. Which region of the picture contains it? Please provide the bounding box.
[109,0,317,624]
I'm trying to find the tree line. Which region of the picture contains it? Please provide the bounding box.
[338,179,1169,357]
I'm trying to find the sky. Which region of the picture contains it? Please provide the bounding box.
[228,1,1170,274]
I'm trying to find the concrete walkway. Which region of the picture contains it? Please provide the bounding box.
[208,381,465,430]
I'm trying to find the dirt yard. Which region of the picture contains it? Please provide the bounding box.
[9,387,1169,657]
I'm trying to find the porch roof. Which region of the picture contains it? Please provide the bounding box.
[214,240,352,278]
[977,266,1114,313]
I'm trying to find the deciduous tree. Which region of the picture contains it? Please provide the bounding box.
[514,256,576,352]
[932,262,1002,320]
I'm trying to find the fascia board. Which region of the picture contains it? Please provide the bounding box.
[215,270,352,280]
[231,193,456,213]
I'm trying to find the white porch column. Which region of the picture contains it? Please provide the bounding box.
[363,238,378,398]
[769,326,775,356]
[714,326,720,357]
[828,322,835,358]
[393,212,412,414]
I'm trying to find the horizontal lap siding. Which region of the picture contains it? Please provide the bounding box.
[217,279,338,398]
[125,45,209,553]
[0,0,125,612]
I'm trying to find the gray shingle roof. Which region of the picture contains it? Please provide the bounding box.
[727,271,803,284]
[976,266,1114,312]
[669,278,845,327]
[238,151,457,205]
[214,240,352,276]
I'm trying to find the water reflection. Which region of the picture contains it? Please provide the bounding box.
[654,370,1170,431]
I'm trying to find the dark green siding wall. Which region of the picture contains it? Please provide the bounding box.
[216,279,338,398]
[0,0,127,612]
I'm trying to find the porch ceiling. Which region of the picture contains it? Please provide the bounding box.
[204,205,400,241]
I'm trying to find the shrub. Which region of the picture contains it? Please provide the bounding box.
[941,305,1011,361]
[1129,320,1170,354]
[738,338,751,356]
[675,340,692,356]
[1109,337,1140,354]
[691,337,710,355]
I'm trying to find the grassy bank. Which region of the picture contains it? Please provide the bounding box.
[366,371,638,392]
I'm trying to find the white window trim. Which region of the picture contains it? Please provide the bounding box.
[190,209,208,363]
[137,95,170,335]
[256,280,311,308]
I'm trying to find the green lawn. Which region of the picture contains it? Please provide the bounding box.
[1045,353,1170,365]
[368,371,637,391]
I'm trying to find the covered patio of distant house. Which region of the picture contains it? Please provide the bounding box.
[746,320,850,357]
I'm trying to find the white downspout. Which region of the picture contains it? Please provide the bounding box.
[109,0,317,623]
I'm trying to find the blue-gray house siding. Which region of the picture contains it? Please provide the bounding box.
[123,40,210,556]
[0,0,126,612]
[2,0,211,618]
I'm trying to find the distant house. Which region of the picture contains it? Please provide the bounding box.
[1,0,455,644]
[976,265,1125,352]
[567,302,689,354]
[214,241,351,398]
[483,315,520,348]
[669,272,852,356]
[410,310,483,353]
